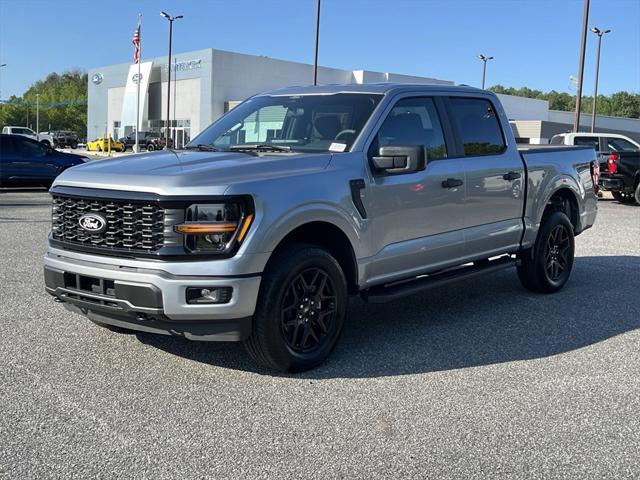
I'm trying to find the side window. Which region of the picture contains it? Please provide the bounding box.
[573,136,600,150]
[371,97,447,160]
[449,97,506,156]
[607,137,639,153]
[15,138,47,158]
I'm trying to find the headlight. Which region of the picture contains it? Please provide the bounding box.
[175,201,254,254]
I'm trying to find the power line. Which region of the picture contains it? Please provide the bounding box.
[0,98,87,106]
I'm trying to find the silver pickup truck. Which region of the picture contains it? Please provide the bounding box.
[44,84,598,371]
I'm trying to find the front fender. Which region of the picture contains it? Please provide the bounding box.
[252,201,364,255]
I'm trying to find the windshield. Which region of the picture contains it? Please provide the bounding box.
[188,93,383,153]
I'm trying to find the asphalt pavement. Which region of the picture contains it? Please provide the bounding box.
[0,189,639,479]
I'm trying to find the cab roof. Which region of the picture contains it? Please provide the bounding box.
[260,82,486,97]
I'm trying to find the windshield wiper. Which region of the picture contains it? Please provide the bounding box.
[183,144,219,152]
[229,144,291,152]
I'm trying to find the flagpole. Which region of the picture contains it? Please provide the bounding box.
[135,13,141,153]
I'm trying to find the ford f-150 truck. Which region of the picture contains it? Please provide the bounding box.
[44,84,598,371]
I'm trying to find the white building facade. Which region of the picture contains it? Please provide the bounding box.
[88,47,638,146]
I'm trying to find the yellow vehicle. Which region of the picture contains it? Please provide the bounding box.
[86,136,126,153]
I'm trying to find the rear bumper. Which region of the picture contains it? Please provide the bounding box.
[44,248,262,341]
[599,175,631,192]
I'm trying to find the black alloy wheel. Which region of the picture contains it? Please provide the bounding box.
[517,211,575,294]
[543,224,571,284]
[243,244,347,372]
[280,267,338,354]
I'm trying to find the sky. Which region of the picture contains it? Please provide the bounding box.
[0,0,639,99]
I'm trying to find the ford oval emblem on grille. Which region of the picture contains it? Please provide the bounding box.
[78,213,107,233]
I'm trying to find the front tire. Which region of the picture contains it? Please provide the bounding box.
[146,144,155,151]
[634,182,640,205]
[517,211,575,294]
[243,244,347,372]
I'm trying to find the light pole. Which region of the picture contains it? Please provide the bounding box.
[477,54,493,89]
[573,0,590,132]
[313,0,321,85]
[0,63,6,104]
[590,27,611,133]
[160,11,183,149]
[36,93,40,135]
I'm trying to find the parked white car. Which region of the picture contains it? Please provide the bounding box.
[1,126,55,147]
[550,132,640,152]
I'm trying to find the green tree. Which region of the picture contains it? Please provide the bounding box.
[489,85,640,119]
[0,70,87,139]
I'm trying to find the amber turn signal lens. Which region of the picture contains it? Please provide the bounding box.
[237,214,254,242]
[175,222,238,234]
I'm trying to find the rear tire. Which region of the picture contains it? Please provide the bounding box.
[517,211,575,294]
[243,244,347,372]
[634,182,640,205]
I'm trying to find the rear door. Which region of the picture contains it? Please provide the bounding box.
[446,96,526,258]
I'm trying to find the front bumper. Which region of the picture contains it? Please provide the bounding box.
[44,248,263,341]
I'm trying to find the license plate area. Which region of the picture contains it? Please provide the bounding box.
[63,272,116,297]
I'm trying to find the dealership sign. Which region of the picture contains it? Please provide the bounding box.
[164,59,202,72]
[121,61,153,130]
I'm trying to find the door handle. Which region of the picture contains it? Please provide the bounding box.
[441,178,463,189]
[503,171,521,181]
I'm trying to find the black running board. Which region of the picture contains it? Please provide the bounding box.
[361,255,517,303]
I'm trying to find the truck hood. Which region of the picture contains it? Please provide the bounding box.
[53,149,333,196]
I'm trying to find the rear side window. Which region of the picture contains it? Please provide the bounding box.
[550,135,565,145]
[606,137,639,152]
[449,97,506,156]
[573,136,599,150]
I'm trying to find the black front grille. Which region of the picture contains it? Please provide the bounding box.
[52,195,165,252]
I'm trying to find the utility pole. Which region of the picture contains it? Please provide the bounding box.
[590,27,611,133]
[477,54,494,89]
[573,0,590,132]
[313,0,321,85]
[160,11,183,149]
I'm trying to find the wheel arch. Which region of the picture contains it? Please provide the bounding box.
[265,221,359,295]
[543,187,580,233]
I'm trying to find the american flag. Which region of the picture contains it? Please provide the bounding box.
[132,24,141,64]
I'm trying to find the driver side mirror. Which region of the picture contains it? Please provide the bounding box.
[371,145,425,174]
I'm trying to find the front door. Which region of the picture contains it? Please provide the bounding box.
[364,95,466,286]
[447,96,525,258]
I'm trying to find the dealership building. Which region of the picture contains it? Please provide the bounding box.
[87,47,640,146]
